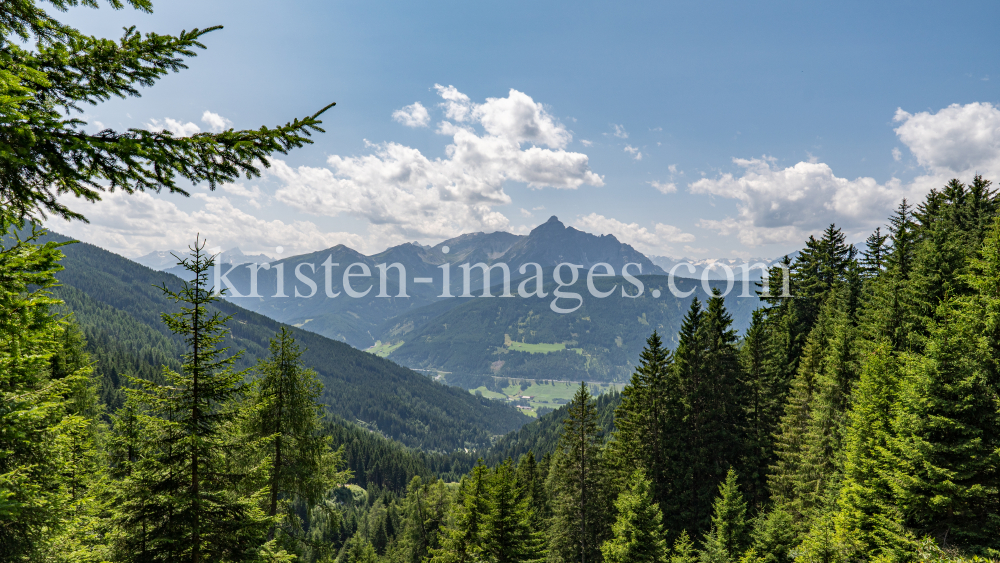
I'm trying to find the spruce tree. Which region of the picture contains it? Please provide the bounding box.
[430,462,489,563]
[480,459,545,563]
[860,227,888,280]
[672,294,747,538]
[0,226,101,560]
[610,330,675,513]
[548,382,612,563]
[699,469,750,563]
[601,469,669,563]
[0,0,334,227]
[890,216,1000,551]
[119,239,267,562]
[246,327,348,544]
[830,344,911,560]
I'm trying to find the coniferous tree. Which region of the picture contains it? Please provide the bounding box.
[516,452,549,530]
[699,469,750,563]
[0,0,334,228]
[740,310,787,513]
[748,508,795,563]
[610,331,675,512]
[860,227,888,279]
[0,227,101,560]
[671,531,698,563]
[830,344,911,561]
[431,462,489,563]
[117,239,268,562]
[890,216,1000,551]
[480,459,545,563]
[246,327,348,544]
[548,382,612,563]
[671,294,747,538]
[601,469,669,563]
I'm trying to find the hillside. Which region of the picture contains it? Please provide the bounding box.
[381,273,760,384]
[33,228,530,451]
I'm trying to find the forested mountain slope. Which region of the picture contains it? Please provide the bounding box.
[32,228,530,451]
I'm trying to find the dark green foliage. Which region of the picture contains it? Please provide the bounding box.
[889,217,1000,550]
[246,327,350,547]
[669,294,747,538]
[115,239,267,561]
[548,382,613,563]
[0,0,334,226]
[0,226,102,559]
[609,331,675,510]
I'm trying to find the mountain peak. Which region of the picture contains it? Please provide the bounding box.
[544,215,562,225]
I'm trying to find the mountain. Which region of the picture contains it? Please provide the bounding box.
[382,273,760,386]
[135,247,273,271]
[647,255,788,280]
[29,228,530,451]
[210,216,670,349]
[132,216,767,389]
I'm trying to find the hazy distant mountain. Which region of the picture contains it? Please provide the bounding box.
[135,217,769,387]
[647,255,788,280]
[134,247,272,272]
[204,216,671,347]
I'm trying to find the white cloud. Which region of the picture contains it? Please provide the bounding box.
[668,164,678,174]
[692,102,1000,247]
[580,139,593,147]
[201,111,232,133]
[272,86,603,246]
[624,145,642,160]
[611,124,628,139]
[892,147,902,161]
[433,85,572,148]
[221,183,264,209]
[574,213,694,255]
[691,157,912,246]
[519,208,533,217]
[893,102,1000,176]
[392,102,430,128]
[146,117,201,137]
[46,191,363,258]
[650,180,677,194]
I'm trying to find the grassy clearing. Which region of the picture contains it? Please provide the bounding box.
[470,379,619,418]
[366,340,404,358]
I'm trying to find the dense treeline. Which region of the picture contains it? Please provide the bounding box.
[330,176,1000,563]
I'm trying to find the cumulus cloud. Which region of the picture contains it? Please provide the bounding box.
[392,102,430,128]
[650,180,677,194]
[692,102,1000,247]
[691,157,912,246]
[221,183,264,209]
[146,117,200,137]
[273,86,603,246]
[580,139,593,147]
[893,102,1000,176]
[201,111,232,133]
[892,147,902,162]
[611,124,628,139]
[574,213,695,255]
[46,191,363,258]
[624,145,642,160]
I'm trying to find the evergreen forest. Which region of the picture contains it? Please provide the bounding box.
[4,1,1000,561]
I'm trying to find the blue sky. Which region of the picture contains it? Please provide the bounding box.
[53,0,1000,260]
